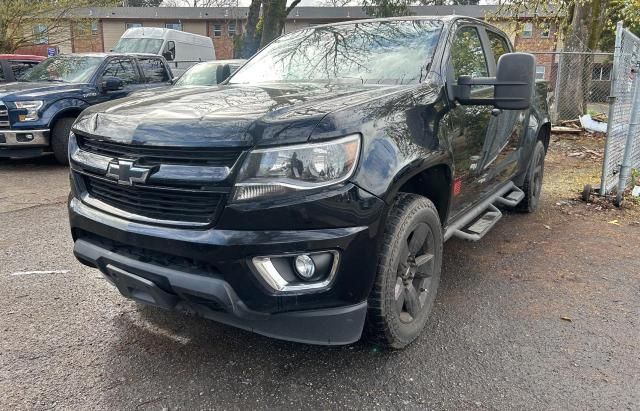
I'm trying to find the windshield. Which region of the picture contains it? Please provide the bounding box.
[229,20,443,85]
[175,62,221,86]
[113,38,163,54]
[20,56,104,83]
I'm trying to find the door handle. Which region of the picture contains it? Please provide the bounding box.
[491,108,502,116]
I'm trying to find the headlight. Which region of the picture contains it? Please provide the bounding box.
[232,134,361,202]
[15,101,44,121]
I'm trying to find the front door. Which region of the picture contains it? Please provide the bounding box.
[97,57,147,102]
[446,25,495,218]
[475,30,526,192]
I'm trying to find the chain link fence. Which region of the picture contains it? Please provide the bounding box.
[523,51,613,124]
[525,24,640,204]
[601,22,640,201]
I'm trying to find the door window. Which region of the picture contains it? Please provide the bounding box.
[138,58,170,83]
[451,27,489,80]
[102,58,140,84]
[487,31,511,65]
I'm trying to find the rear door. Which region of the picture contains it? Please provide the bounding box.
[445,25,494,218]
[475,28,527,191]
[137,57,172,89]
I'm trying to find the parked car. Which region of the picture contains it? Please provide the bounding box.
[68,17,550,348]
[0,54,45,83]
[113,27,215,76]
[174,59,246,86]
[0,52,173,164]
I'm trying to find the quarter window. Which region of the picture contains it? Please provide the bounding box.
[451,27,489,79]
[487,31,511,65]
[102,58,140,84]
[139,58,170,83]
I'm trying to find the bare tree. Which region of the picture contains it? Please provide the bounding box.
[0,0,115,53]
[320,0,355,7]
[161,0,238,7]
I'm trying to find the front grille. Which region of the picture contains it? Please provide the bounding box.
[76,134,242,167]
[0,104,9,129]
[83,174,224,224]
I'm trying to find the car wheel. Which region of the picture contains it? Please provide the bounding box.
[517,140,546,213]
[365,193,443,349]
[51,117,75,166]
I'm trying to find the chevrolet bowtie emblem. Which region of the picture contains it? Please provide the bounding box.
[106,159,153,186]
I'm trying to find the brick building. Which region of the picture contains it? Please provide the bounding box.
[17,5,559,67]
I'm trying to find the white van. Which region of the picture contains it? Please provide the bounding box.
[113,28,216,75]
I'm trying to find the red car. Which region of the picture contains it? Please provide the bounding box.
[0,54,46,83]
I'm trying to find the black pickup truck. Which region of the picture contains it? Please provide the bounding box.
[68,16,550,348]
[0,53,172,164]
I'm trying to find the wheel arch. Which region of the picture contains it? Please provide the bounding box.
[388,162,453,225]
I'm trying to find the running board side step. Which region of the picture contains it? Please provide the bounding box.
[444,182,525,242]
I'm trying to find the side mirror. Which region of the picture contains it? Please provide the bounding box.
[216,64,231,84]
[453,53,535,110]
[162,50,175,61]
[102,76,124,92]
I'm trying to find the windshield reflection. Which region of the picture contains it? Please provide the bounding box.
[20,56,104,83]
[230,20,442,86]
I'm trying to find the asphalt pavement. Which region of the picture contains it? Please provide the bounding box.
[0,154,638,410]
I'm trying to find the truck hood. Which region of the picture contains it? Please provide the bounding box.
[73,83,413,148]
[0,81,89,101]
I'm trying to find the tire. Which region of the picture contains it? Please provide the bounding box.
[51,117,75,165]
[517,140,546,213]
[365,193,443,349]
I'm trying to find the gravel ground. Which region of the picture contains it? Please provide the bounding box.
[0,137,638,410]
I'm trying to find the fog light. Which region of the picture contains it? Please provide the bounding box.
[294,254,315,279]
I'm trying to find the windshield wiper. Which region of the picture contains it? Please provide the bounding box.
[45,79,67,83]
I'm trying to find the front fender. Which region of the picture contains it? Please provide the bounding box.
[41,98,90,127]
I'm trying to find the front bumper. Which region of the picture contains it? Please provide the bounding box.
[0,129,50,157]
[69,194,384,345]
[74,238,367,345]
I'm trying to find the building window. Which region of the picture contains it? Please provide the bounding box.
[592,64,612,81]
[33,24,48,44]
[535,65,546,80]
[522,23,533,38]
[74,21,98,36]
[165,23,182,31]
[228,22,236,37]
[126,23,143,29]
[540,23,551,38]
[213,24,222,37]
